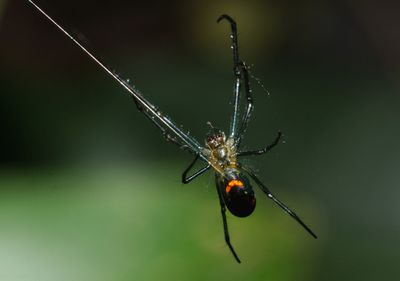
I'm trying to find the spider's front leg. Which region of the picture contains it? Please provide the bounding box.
[131,96,189,150]
[218,15,242,140]
[218,15,254,147]
[235,62,254,147]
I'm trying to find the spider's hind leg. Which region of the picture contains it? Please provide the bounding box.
[240,165,317,239]
[215,175,241,263]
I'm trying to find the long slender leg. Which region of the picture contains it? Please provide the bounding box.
[241,165,317,239]
[215,176,241,263]
[235,61,253,147]
[217,15,239,68]
[130,96,187,149]
[237,131,282,157]
[182,154,211,184]
[217,15,242,139]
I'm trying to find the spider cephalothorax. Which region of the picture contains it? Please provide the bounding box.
[206,127,226,150]
[204,126,237,168]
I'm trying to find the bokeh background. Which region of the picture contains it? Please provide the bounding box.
[1,0,399,280]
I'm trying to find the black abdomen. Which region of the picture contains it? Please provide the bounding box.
[217,172,256,217]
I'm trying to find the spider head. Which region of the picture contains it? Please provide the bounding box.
[205,128,226,149]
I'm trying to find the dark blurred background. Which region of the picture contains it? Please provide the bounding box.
[0,0,399,280]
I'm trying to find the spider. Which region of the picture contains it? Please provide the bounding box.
[28,0,317,263]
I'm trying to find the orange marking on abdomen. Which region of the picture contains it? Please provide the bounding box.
[225,179,244,193]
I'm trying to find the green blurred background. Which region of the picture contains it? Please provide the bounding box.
[0,0,399,280]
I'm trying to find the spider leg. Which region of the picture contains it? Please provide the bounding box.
[241,165,317,239]
[182,154,211,184]
[131,96,190,150]
[237,131,282,157]
[215,175,241,263]
[28,0,207,158]
[217,15,242,139]
[235,61,254,147]
[217,15,239,68]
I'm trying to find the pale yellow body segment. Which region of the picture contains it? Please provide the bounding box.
[202,133,238,174]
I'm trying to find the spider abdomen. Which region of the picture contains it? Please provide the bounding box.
[219,173,256,217]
